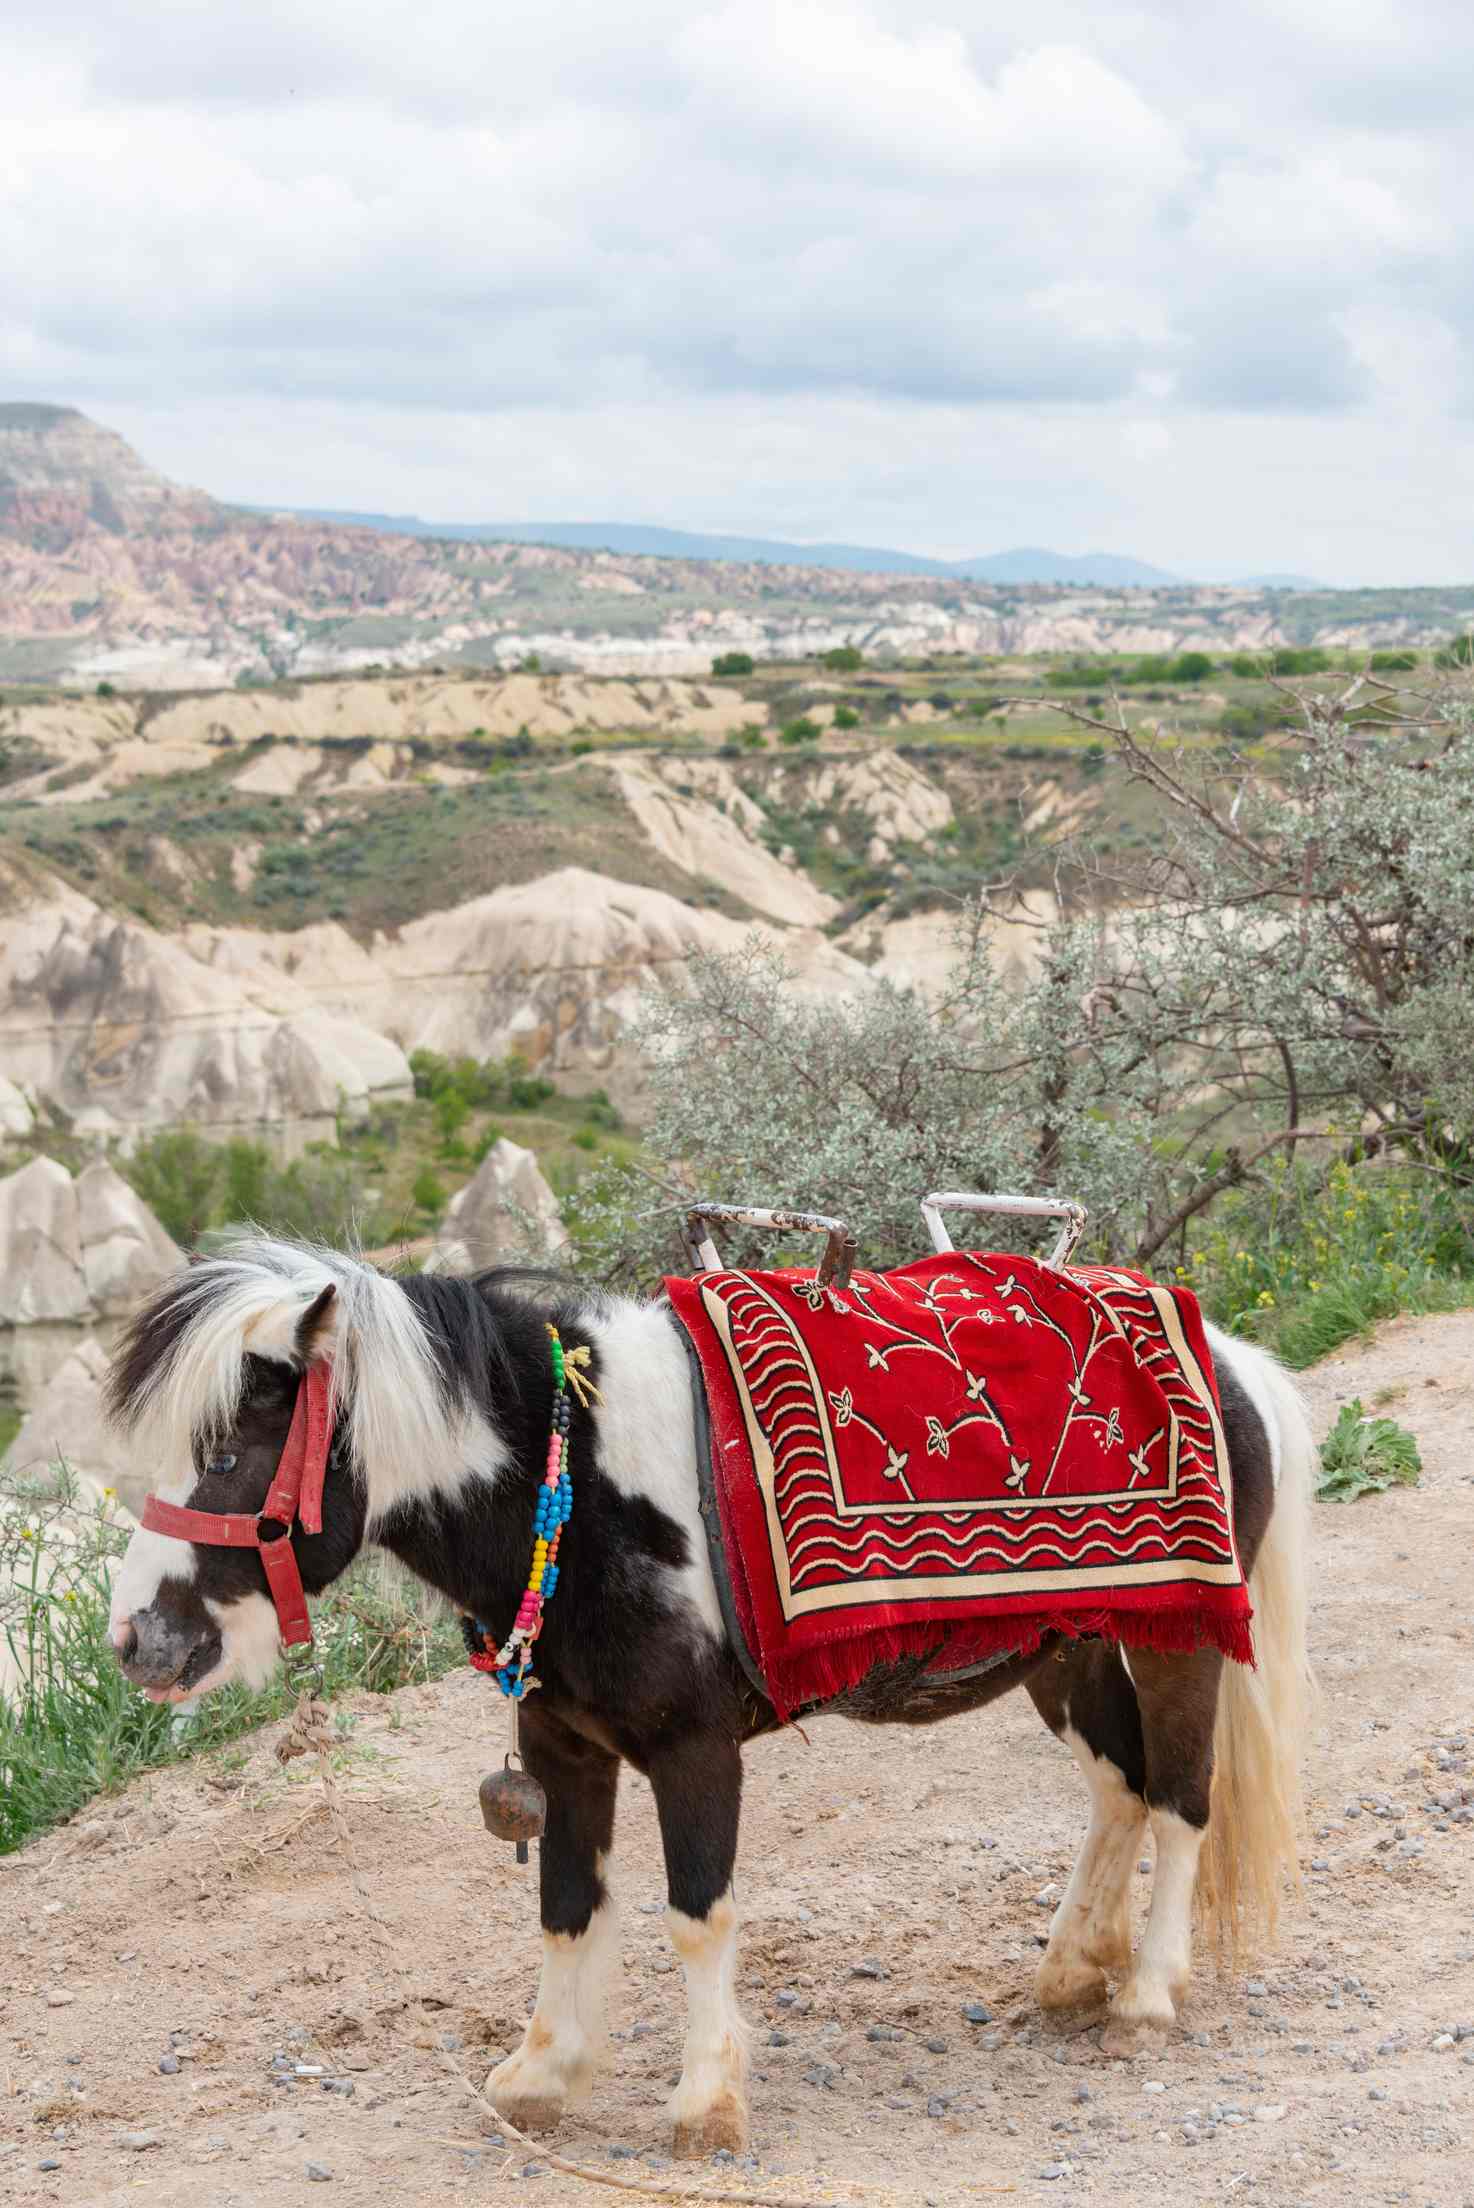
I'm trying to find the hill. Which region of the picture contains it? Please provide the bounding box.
[276,509,1182,585]
[3,406,1460,691]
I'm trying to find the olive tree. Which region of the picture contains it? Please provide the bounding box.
[569,679,1474,1287]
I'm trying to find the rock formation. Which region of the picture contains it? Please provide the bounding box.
[2,1336,142,1509]
[432,1139,565,1272]
[1,889,413,1141]
[0,1156,180,1402]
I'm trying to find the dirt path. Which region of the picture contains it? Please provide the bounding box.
[3,1313,1472,2208]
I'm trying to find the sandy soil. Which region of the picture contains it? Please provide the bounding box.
[3,1311,1472,2208]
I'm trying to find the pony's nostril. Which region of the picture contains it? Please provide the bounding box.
[115,1619,140,1668]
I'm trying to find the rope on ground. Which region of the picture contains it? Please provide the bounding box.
[285,1691,1012,2205]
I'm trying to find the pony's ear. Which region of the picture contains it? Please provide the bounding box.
[295,1283,338,1364]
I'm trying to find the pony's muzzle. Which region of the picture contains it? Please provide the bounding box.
[113,1607,221,1699]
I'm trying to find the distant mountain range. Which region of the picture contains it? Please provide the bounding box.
[9,401,1447,693]
[277,510,1320,589]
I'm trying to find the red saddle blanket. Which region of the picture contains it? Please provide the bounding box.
[665,1251,1253,1720]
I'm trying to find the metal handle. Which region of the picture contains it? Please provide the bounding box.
[919,1190,1087,1270]
[685,1203,858,1290]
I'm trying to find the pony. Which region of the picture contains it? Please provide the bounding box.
[104,1234,1312,2158]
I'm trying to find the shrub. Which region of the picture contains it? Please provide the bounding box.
[833,703,861,730]
[569,683,1474,1321]
[1433,633,1474,670]
[780,716,821,747]
[121,1130,371,1248]
[411,1167,447,1219]
[1369,650,1418,673]
[820,645,864,672]
[712,651,755,677]
[1168,651,1215,683]
[1317,1401,1422,1500]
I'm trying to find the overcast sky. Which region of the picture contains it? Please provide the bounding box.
[4,1,1470,582]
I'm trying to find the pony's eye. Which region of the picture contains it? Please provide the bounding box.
[208,1454,237,1475]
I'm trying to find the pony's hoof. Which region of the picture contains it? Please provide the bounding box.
[1036,1955,1109,2011]
[487,2091,565,2134]
[671,2094,748,2159]
[1100,2002,1173,2058]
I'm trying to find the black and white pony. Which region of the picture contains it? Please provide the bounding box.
[106,1236,1312,2157]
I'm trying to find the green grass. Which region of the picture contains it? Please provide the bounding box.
[1181,1154,1474,1368]
[0,1468,465,1854]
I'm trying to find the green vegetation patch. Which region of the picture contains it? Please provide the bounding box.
[1317,1400,1422,1501]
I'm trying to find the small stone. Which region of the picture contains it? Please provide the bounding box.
[1369,2088,1388,2102]
[867,2025,903,2043]
[926,2038,948,2055]
[1143,2080,1166,2095]
[926,2097,947,2119]
[158,2055,180,2075]
[1073,2084,1092,2104]
[116,2132,161,2152]
[1039,2163,1072,2181]
[1256,2103,1286,2122]
[851,1959,888,1981]
[1246,1980,1268,1996]
[38,2161,62,2173]
[1432,2034,1455,2051]
[775,1991,799,2008]
[768,2031,790,2047]
[962,2002,993,2025]
[306,2164,333,2183]
[45,1992,75,2010]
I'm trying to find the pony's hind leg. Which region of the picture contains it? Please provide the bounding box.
[1109,1643,1222,2039]
[650,1726,748,2158]
[486,1707,620,2131]
[1029,1645,1147,2010]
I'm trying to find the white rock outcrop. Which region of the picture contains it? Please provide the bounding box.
[1,892,413,1140]
[176,867,870,1104]
[0,1156,180,1401]
[366,867,867,1086]
[432,1139,566,1272]
[0,1074,34,1138]
[598,757,839,926]
[2,1335,145,1509]
[0,1156,91,1325]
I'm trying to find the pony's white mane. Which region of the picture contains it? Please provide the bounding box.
[118,1235,490,1515]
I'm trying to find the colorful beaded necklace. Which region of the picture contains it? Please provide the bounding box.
[464,1323,600,1699]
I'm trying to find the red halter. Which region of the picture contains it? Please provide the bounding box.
[139,1362,336,1649]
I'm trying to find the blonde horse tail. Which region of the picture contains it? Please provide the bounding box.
[1201,1331,1315,1956]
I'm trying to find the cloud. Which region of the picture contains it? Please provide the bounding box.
[2,0,1472,580]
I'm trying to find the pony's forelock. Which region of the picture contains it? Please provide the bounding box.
[106,1236,499,1515]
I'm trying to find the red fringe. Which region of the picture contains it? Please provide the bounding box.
[765,1597,1256,1725]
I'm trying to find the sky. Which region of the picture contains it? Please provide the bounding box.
[2,0,1471,583]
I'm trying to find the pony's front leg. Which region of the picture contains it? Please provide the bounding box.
[650,1727,748,2158]
[486,1706,620,2132]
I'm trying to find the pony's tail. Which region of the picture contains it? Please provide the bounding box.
[1202,1339,1315,1957]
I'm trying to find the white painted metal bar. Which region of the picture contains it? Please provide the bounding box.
[685,1202,858,1288]
[919,1189,1088,1270]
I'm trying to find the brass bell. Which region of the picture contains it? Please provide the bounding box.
[479,1760,547,1863]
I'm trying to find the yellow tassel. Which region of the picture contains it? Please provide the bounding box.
[562,1342,604,1410]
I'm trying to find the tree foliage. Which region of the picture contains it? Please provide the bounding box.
[570,681,1474,1290]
